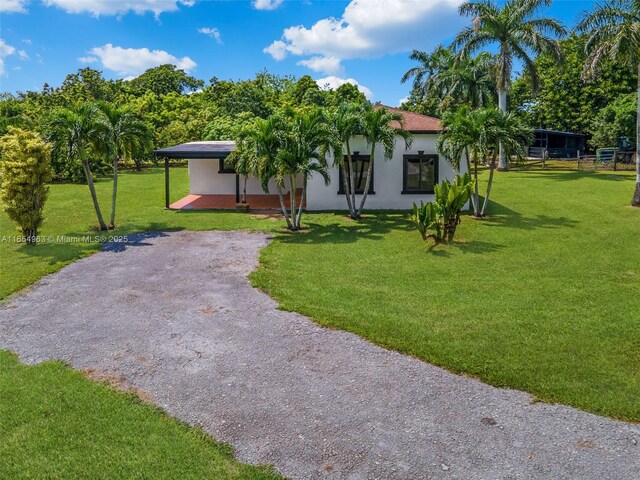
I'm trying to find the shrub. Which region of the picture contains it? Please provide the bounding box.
[0,128,52,244]
[411,173,474,244]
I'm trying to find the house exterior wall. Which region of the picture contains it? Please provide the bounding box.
[306,134,459,211]
[187,159,300,196]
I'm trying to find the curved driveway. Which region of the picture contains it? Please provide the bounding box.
[1,231,638,479]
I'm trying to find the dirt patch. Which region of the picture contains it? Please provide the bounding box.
[82,368,154,404]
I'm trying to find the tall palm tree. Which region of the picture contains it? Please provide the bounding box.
[577,0,640,206]
[401,46,453,98]
[434,52,497,109]
[453,0,566,170]
[329,102,363,218]
[357,105,412,217]
[402,46,496,111]
[97,102,152,227]
[48,104,111,230]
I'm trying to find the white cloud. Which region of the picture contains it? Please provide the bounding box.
[398,96,409,106]
[297,55,343,75]
[265,0,464,71]
[22,38,32,45]
[17,50,28,60]
[43,0,195,16]
[85,44,196,77]
[263,40,288,61]
[78,56,98,64]
[253,0,283,10]
[316,75,373,100]
[0,0,28,13]
[198,27,222,44]
[0,39,17,76]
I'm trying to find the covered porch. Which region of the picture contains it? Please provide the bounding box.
[154,141,303,211]
[170,191,304,210]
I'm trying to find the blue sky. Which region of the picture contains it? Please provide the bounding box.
[0,0,594,106]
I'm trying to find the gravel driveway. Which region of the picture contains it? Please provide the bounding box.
[1,230,638,479]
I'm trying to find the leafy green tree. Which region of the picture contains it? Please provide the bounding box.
[0,128,52,245]
[358,105,412,217]
[510,34,636,133]
[48,104,111,230]
[97,103,153,227]
[577,0,640,206]
[453,0,566,170]
[130,64,204,96]
[203,112,257,141]
[589,93,636,150]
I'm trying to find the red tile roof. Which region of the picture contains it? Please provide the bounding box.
[375,104,442,133]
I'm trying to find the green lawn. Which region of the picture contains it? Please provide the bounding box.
[0,351,282,479]
[1,166,639,447]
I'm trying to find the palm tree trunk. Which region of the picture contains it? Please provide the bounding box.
[481,151,497,217]
[289,175,297,230]
[109,155,119,228]
[346,142,357,218]
[356,145,375,217]
[465,146,478,215]
[82,160,108,230]
[295,174,307,228]
[341,163,354,213]
[277,187,293,230]
[497,89,508,171]
[472,148,481,217]
[632,63,640,207]
[242,176,247,204]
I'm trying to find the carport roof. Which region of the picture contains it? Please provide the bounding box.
[154,141,236,159]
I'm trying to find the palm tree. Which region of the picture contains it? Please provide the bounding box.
[402,46,496,110]
[577,0,640,206]
[97,102,152,228]
[480,108,532,215]
[275,108,331,230]
[48,104,111,230]
[357,105,412,217]
[329,102,363,218]
[453,0,566,170]
[433,52,496,109]
[437,106,531,217]
[437,105,481,215]
[401,46,453,98]
[234,115,291,227]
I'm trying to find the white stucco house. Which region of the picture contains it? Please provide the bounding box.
[155,107,457,211]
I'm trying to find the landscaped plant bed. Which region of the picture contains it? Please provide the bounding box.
[236,203,251,212]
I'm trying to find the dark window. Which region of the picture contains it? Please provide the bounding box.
[402,153,438,194]
[218,157,235,174]
[338,153,374,194]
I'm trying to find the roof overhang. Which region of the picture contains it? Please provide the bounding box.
[154,141,235,159]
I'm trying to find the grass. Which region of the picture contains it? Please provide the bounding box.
[251,169,640,422]
[1,163,639,480]
[0,351,282,479]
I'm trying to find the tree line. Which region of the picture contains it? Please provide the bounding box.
[401,0,639,207]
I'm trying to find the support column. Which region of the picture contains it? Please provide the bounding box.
[164,157,170,209]
[235,174,240,204]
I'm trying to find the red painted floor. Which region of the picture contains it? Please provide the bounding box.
[170,192,304,210]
